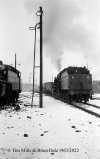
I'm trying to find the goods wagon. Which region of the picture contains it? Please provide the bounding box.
[43,82,54,95]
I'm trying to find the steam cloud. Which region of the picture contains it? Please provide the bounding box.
[24,0,94,71]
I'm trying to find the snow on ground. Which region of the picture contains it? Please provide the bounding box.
[90,94,100,106]
[0,92,100,159]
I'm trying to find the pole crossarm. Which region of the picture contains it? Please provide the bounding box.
[29,27,35,30]
[29,23,40,31]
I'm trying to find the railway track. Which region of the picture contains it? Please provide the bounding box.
[50,94,100,118]
[92,97,100,100]
[80,102,100,109]
[70,102,100,118]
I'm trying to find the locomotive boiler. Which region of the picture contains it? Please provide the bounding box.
[0,60,21,105]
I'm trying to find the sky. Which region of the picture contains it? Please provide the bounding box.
[0,0,100,84]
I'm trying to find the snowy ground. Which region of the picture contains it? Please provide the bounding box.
[0,92,100,159]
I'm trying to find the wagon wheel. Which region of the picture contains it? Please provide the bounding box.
[84,98,88,104]
[75,95,79,102]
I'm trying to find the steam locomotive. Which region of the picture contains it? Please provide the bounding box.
[0,60,21,105]
[43,66,92,103]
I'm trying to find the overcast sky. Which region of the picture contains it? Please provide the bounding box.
[0,0,100,84]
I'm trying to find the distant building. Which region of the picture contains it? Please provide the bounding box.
[22,83,39,92]
[92,81,100,93]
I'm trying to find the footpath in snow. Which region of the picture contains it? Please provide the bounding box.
[0,92,100,159]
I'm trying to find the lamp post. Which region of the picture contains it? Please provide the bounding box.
[29,6,43,108]
[36,6,43,108]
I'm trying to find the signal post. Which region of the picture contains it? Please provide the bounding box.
[36,7,43,108]
[30,7,43,108]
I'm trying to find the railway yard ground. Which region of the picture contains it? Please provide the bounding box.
[0,92,100,159]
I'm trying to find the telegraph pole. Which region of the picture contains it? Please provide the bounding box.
[29,24,38,106]
[15,53,16,69]
[30,7,43,108]
[39,7,43,108]
[36,6,43,108]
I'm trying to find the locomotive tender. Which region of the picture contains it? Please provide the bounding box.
[44,66,92,103]
[0,60,21,105]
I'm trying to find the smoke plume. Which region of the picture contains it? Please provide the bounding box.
[24,0,94,71]
[56,58,62,72]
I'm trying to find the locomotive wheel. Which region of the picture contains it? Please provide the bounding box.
[0,97,4,108]
[8,92,13,103]
[75,95,79,102]
[67,96,70,103]
[5,91,12,104]
[5,94,9,104]
[15,93,19,102]
[84,98,88,104]
[83,95,89,104]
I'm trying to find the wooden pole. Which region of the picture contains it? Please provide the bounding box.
[39,7,43,108]
[15,53,16,69]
